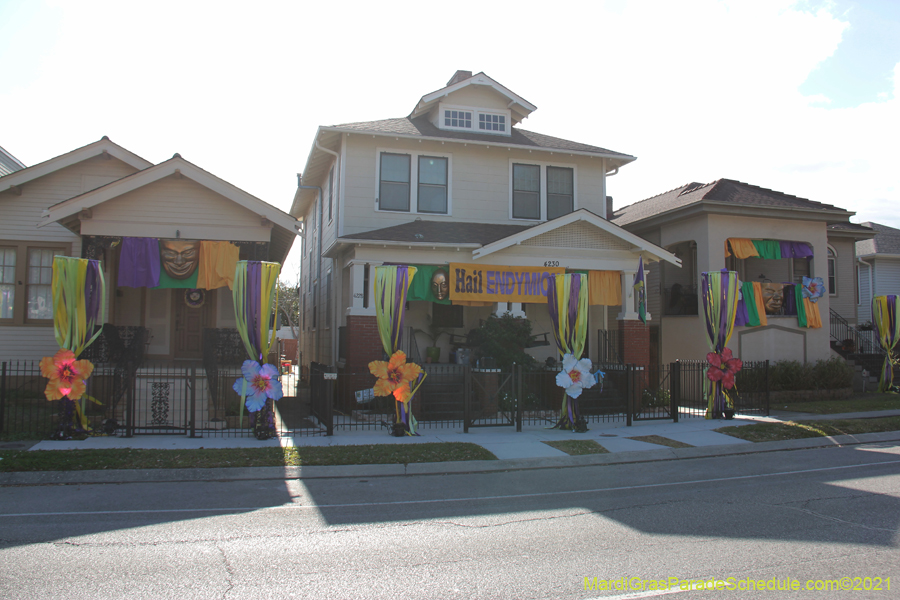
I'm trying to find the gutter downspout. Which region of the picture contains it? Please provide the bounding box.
[315,139,341,366]
[858,257,874,321]
[296,179,322,363]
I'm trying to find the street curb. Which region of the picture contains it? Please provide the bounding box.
[2,430,899,487]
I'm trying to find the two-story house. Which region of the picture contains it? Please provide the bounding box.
[291,71,677,377]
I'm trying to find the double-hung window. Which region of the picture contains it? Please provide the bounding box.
[377,150,451,215]
[827,246,836,295]
[417,156,448,214]
[512,164,541,219]
[379,153,411,211]
[0,243,67,324]
[547,167,574,219]
[511,162,576,221]
[0,247,16,320]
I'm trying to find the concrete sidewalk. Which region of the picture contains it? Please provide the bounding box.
[2,409,898,486]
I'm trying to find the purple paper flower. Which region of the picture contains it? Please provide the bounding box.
[233,360,283,412]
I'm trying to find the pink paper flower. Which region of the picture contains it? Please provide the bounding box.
[706,348,743,390]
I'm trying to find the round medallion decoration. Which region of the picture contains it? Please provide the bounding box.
[184,289,205,308]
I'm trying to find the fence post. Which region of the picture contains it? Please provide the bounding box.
[463,366,470,433]
[189,365,197,438]
[0,362,6,434]
[671,360,680,423]
[626,364,632,427]
[125,373,134,437]
[325,367,334,436]
[764,360,770,416]
[515,364,523,433]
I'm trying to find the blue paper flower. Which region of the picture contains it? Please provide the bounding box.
[233,360,283,412]
[802,276,826,303]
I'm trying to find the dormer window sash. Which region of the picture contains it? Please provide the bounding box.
[439,103,511,136]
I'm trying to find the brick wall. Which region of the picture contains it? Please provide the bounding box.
[345,315,384,374]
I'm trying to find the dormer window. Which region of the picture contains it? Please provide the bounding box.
[479,113,506,133]
[444,109,473,130]
[438,103,511,136]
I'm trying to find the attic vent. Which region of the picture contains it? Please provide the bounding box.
[678,182,705,196]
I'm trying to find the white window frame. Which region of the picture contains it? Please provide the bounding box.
[827,245,837,296]
[508,159,577,221]
[439,103,512,137]
[375,148,453,215]
[0,242,69,325]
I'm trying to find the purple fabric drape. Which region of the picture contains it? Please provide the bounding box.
[779,241,814,258]
[117,238,160,288]
[84,260,103,324]
[246,261,263,361]
[782,284,798,316]
[734,294,750,326]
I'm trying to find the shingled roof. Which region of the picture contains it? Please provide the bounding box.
[327,116,635,160]
[339,219,534,245]
[613,179,853,226]
[856,222,900,257]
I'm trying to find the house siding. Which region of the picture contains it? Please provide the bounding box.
[0,156,141,361]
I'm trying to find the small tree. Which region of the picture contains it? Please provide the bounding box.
[276,275,300,341]
[466,313,536,370]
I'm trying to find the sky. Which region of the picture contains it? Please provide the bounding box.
[2,0,898,276]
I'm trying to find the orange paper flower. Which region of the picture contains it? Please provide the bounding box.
[39,349,94,401]
[369,350,423,403]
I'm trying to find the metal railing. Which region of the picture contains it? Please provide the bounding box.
[830,309,882,355]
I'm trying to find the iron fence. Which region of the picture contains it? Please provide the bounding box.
[1,358,771,439]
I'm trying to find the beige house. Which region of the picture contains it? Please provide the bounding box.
[0,137,299,362]
[612,179,873,365]
[291,71,677,374]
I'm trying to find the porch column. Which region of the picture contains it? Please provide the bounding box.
[495,301,525,318]
[346,260,378,317]
[617,270,639,321]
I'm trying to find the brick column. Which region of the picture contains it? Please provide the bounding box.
[345,315,384,374]
[618,319,650,365]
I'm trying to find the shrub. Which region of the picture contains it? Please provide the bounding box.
[769,358,853,391]
[466,313,536,371]
[641,388,671,408]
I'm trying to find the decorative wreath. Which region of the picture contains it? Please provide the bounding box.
[184,288,205,308]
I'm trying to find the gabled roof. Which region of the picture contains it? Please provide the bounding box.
[39,154,299,235]
[856,222,900,257]
[613,179,855,227]
[0,145,25,177]
[473,209,679,265]
[0,137,152,192]
[410,71,537,125]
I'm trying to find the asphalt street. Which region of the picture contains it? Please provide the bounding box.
[1,444,899,599]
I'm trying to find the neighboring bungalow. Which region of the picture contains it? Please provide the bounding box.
[0,137,299,362]
[856,222,900,323]
[0,145,25,177]
[612,179,873,365]
[291,70,678,375]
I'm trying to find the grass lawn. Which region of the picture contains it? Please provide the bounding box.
[0,442,497,472]
[627,435,694,448]
[776,393,900,415]
[542,440,609,455]
[716,416,900,443]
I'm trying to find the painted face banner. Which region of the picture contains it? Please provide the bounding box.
[449,263,564,303]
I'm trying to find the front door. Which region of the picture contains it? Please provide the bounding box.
[174,289,213,359]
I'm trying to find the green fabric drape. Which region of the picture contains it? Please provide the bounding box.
[406,265,451,304]
[751,240,782,260]
[742,282,760,327]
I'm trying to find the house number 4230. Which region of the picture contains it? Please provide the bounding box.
[544,260,559,267]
